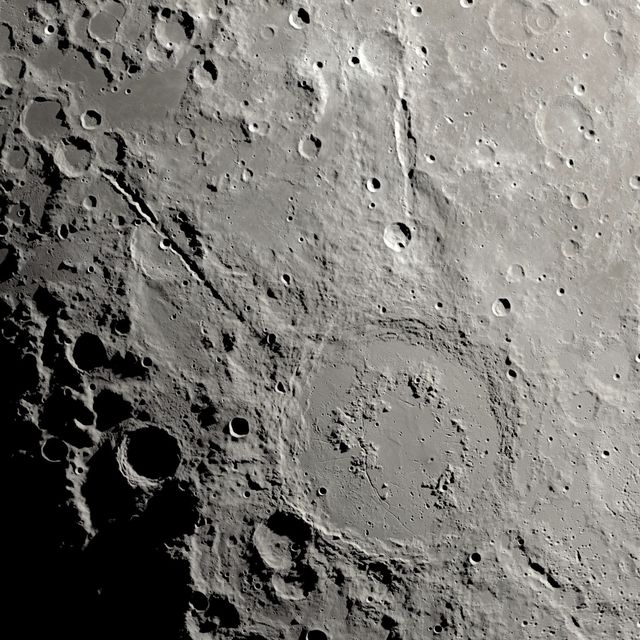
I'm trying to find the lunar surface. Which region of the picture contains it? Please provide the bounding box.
[3,1,640,638]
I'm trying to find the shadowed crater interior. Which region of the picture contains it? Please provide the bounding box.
[126,426,181,480]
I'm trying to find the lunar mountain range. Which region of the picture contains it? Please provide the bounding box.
[2,0,640,638]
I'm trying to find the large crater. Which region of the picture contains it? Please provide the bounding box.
[282,322,504,547]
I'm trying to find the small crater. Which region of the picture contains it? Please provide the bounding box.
[506,263,525,283]
[126,427,181,480]
[22,98,67,140]
[177,128,195,145]
[573,83,586,96]
[190,590,208,611]
[202,59,217,81]
[561,238,580,258]
[569,191,589,209]
[228,416,250,439]
[73,332,108,370]
[83,195,97,209]
[525,2,557,34]
[54,136,93,177]
[535,96,594,156]
[383,222,411,252]
[41,437,68,462]
[289,8,311,29]
[366,177,381,192]
[80,109,102,130]
[94,389,133,431]
[0,243,19,281]
[193,59,218,88]
[0,56,26,87]
[491,298,511,317]
[604,29,623,47]
[298,134,322,159]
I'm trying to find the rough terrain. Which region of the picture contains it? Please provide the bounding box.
[2,1,640,638]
